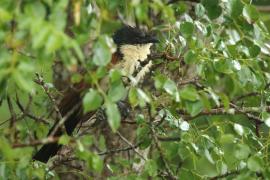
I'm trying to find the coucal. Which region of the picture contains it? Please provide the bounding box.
[32,25,159,163]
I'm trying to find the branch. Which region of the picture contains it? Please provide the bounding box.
[15,94,50,124]
[116,131,146,160]
[98,142,142,155]
[12,136,60,148]
[34,73,62,120]
[7,95,16,128]
[210,170,239,180]
[147,105,177,180]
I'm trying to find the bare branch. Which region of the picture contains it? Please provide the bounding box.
[34,73,62,120]
[116,131,146,160]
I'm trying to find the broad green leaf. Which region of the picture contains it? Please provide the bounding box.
[228,0,243,17]
[93,36,112,66]
[32,27,50,49]
[219,93,229,110]
[105,101,121,132]
[243,5,259,23]
[145,160,158,177]
[45,34,63,53]
[59,134,71,145]
[184,50,197,64]
[247,156,264,172]
[249,44,261,57]
[89,154,103,173]
[213,59,233,74]
[163,79,178,95]
[180,22,194,38]
[196,156,218,177]
[234,123,244,136]
[185,100,203,116]
[129,87,138,106]
[220,134,235,144]
[109,69,122,83]
[180,85,199,101]
[234,144,250,160]
[12,71,34,92]
[108,81,126,102]
[207,5,222,20]
[154,74,166,89]
[83,89,103,112]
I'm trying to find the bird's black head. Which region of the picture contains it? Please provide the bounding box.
[113,25,159,45]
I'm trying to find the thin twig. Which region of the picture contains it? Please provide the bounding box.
[147,105,177,180]
[12,136,60,148]
[15,94,50,125]
[7,95,16,128]
[35,73,62,120]
[116,131,146,160]
[98,142,142,155]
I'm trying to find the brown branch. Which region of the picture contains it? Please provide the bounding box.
[233,92,260,102]
[12,136,60,148]
[147,105,177,180]
[7,95,16,128]
[256,5,270,12]
[98,142,142,156]
[210,171,239,180]
[15,94,50,125]
[34,73,62,120]
[116,131,146,160]
[157,136,180,142]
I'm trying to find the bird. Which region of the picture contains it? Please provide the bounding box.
[32,25,159,163]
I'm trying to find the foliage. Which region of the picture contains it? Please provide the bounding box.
[0,0,270,179]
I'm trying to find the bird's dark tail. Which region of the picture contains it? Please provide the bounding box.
[33,87,84,163]
[33,143,62,163]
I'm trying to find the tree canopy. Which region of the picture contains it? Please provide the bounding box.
[1,0,270,179]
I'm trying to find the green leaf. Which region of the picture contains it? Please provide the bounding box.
[83,89,103,112]
[154,74,166,89]
[234,144,250,160]
[228,0,244,17]
[180,22,194,38]
[105,101,121,132]
[202,0,222,20]
[12,71,34,92]
[129,87,138,107]
[93,36,112,66]
[145,160,158,177]
[207,5,222,20]
[220,134,235,144]
[196,156,218,177]
[247,156,264,172]
[243,5,259,23]
[32,27,50,49]
[109,69,122,83]
[45,34,63,53]
[24,2,46,19]
[163,79,178,95]
[249,44,261,57]
[184,50,197,64]
[89,154,103,173]
[213,59,233,74]
[108,81,126,102]
[59,134,71,145]
[185,100,203,116]
[180,85,199,101]
[219,93,229,111]
[234,123,244,136]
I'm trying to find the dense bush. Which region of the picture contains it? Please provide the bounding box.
[1,0,270,179]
